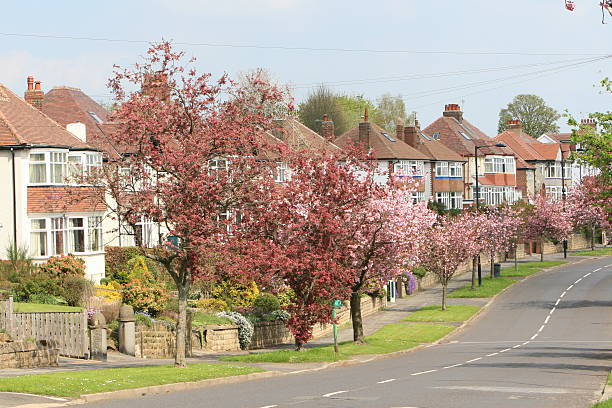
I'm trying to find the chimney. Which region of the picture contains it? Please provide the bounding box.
[442,103,463,122]
[580,118,596,129]
[320,114,335,140]
[357,107,371,146]
[142,72,170,102]
[403,123,419,148]
[506,119,522,133]
[395,120,404,143]
[24,76,44,110]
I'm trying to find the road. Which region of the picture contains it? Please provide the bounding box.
[85,256,612,408]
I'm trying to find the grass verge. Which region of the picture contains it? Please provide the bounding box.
[13,303,82,313]
[572,247,612,257]
[0,364,263,397]
[591,372,612,407]
[402,305,481,322]
[448,277,516,298]
[221,322,455,363]
[501,260,567,277]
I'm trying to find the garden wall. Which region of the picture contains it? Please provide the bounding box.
[135,322,176,359]
[0,339,59,369]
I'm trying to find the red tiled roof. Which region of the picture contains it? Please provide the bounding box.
[269,118,341,153]
[28,186,106,213]
[423,116,513,157]
[42,87,121,157]
[414,130,466,162]
[495,130,561,162]
[0,84,92,148]
[335,122,429,160]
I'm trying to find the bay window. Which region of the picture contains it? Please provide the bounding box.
[480,186,519,205]
[276,162,288,183]
[29,215,104,257]
[87,216,103,252]
[410,191,425,204]
[68,218,85,253]
[436,161,463,178]
[436,192,463,209]
[29,153,46,183]
[545,186,563,200]
[29,150,102,185]
[545,161,572,179]
[395,160,423,177]
[30,219,48,257]
[484,156,515,174]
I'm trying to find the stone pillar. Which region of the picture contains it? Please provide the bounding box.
[118,305,136,356]
[88,312,107,361]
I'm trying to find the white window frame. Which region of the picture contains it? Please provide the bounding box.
[29,150,102,186]
[545,186,563,201]
[28,214,105,258]
[435,161,448,177]
[395,160,424,177]
[410,191,425,204]
[275,161,288,183]
[29,219,48,257]
[435,192,463,210]
[480,186,519,206]
[484,156,515,175]
[545,161,572,179]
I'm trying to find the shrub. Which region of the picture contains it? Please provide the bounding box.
[135,312,153,327]
[60,276,93,307]
[29,293,66,305]
[127,256,151,281]
[267,310,290,321]
[195,298,228,313]
[412,267,427,279]
[212,280,259,309]
[38,255,85,281]
[216,311,254,350]
[105,247,166,284]
[275,289,294,308]
[13,276,63,303]
[253,293,280,316]
[122,279,170,317]
[94,281,123,302]
[4,242,37,282]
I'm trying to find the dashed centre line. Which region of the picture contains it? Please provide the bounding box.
[544,316,550,324]
[322,390,348,397]
[443,363,464,369]
[411,369,437,376]
[377,379,396,384]
[486,352,499,357]
[466,357,482,363]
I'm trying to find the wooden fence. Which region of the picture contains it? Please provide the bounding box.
[0,297,89,359]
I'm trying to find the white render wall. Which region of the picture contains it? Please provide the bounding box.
[0,149,29,257]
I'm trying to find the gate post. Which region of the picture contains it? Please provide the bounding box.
[118,305,135,356]
[88,312,107,361]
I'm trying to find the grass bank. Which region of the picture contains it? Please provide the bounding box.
[402,305,481,322]
[448,277,516,298]
[572,247,612,257]
[0,364,263,397]
[501,260,567,277]
[14,303,82,313]
[221,322,457,364]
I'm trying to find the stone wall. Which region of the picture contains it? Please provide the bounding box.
[311,295,385,339]
[568,233,589,250]
[192,325,240,352]
[135,322,176,359]
[0,339,59,369]
[251,321,293,349]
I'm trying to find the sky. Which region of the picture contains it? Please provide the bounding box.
[0,0,609,136]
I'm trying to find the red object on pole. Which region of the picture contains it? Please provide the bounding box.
[565,0,576,11]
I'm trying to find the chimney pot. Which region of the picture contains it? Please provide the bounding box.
[396,121,404,142]
[27,76,34,91]
[443,103,463,122]
[319,115,335,141]
[403,125,418,148]
[24,78,44,110]
[34,81,41,91]
[364,107,369,122]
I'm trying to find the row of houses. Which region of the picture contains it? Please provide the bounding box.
[0,76,597,282]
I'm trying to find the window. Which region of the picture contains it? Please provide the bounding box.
[381,132,396,142]
[459,131,471,140]
[87,216,103,252]
[51,218,65,255]
[432,132,440,140]
[88,112,103,123]
[436,192,463,210]
[50,152,67,183]
[545,186,563,200]
[545,161,572,179]
[484,156,515,174]
[436,162,463,178]
[29,153,47,183]
[30,219,47,257]
[276,162,288,183]
[479,186,519,205]
[395,160,423,176]
[209,158,228,179]
[410,191,425,204]
[68,155,83,179]
[85,153,102,175]
[68,218,85,253]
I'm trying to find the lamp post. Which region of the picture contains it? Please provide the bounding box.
[558,140,583,258]
[474,142,507,286]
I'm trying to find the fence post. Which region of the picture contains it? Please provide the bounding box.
[6,296,14,337]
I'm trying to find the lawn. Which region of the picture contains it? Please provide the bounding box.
[593,399,612,408]
[403,305,481,322]
[0,363,263,397]
[501,260,567,277]
[572,247,612,257]
[13,303,82,313]
[448,277,516,298]
[191,312,233,327]
[221,322,455,363]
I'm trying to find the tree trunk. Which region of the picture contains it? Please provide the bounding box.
[540,238,544,262]
[514,245,518,273]
[592,225,595,250]
[175,282,189,368]
[295,339,303,352]
[471,257,476,290]
[490,250,495,278]
[350,291,365,343]
[441,282,447,311]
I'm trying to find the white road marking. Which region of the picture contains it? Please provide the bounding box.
[567,284,574,290]
[443,363,463,369]
[555,299,561,306]
[486,352,499,357]
[530,333,539,340]
[560,291,567,298]
[466,357,482,363]
[259,405,278,408]
[323,390,348,397]
[575,278,582,284]
[522,341,530,346]
[550,307,556,314]
[433,385,572,394]
[594,268,602,272]
[544,316,550,324]
[499,348,511,353]
[585,272,592,277]
[538,325,545,333]
[411,369,437,376]
[605,264,612,268]
[377,379,396,384]
[512,344,521,349]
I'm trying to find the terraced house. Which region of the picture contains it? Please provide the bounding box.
[0,77,105,282]
[423,104,521,206]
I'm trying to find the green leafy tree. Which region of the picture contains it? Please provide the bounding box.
[498,94,560,137]
[374,93,409,132]
[298,85,350,136]
[336,94,378,130]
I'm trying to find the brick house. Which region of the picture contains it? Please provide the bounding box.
[423,104,521,206]
[334,112,431,202]
[0,78,105,281]
[494,120,569,200]
[401,121,467,210]
[39,84,162,249]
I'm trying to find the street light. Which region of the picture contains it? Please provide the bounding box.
[473,142,507,286]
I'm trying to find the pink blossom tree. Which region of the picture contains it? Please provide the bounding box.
[568,176,611,250]
[417,213,483,310]
[525,194,574,261]
[478,207,524,277]
[97,42,287,367]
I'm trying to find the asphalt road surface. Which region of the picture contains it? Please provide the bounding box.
[85,256,612,408]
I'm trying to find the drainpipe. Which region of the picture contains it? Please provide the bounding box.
[10,148,17,244]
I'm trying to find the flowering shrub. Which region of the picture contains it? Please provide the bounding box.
[38,255,85,280]
[195,298,228,312]
[267,310,290,321]
[406,272,417,295]
[212,280,259,309]
[86,307,101,318]
[122,279,170,317]
[216,311,254,349]
[95,281,123,302]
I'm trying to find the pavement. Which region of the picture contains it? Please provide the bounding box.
[1,249,610,408]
